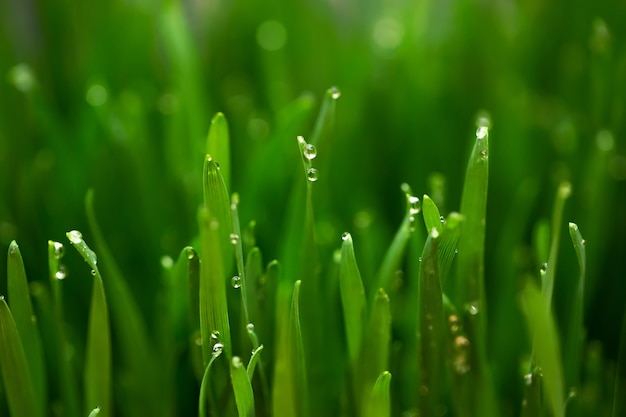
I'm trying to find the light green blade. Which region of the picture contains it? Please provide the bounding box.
[417,229,445,416]
[87,407,101,417]
[200,156,233,363]
[231,356,255,417]
[309,86,341,146]
[422,194,442,234]
[198,348,224,417]
[66,230,112,417]
[363,371,392,417]
[247,345,264,381]
[0,297,40,417]
[454,123,496,417]
[438,212,463,284]
[521,281,565,417]
[339,232,367,365]
[206,112,231,191]
[374,183,420,296]
[565,222,586,403]
[7,241,47,413]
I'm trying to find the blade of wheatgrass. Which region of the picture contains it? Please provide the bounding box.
[198,349,224,417]
[87,407,101,417]
[244,247,263,333]
[358,288,391,413]
[363,371,392,417]
[543,182,572,308]
[206,112,231,191]
[521,281,565,417]
[7,241,47,412]
[339,232,367,365]
[374,183,420,296]
[454,123,496,417]
[247,345,264,380]
[309,86,340,146]
[565,222,586,405]
[614,308,626,417]
[231,356,255,417]
[85,190,164,417]
[0,297,40,417]
[200,156,233,363]
[417,229,445,416]
[422,194,442,234]
[438,212,463,284]
[66,230,112,417]
[231,193,250,324]
[29,281,81,417]
[272,280,307,417]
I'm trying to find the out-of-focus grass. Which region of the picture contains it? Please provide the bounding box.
[1,0,626,416]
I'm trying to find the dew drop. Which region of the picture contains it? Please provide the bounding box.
[480,150,488,160]
[229,233,240,245]
[52,241,65,259]
[303,143,317,160]
[91,269,97,276]
[329,86,341,99]
[452,335,471,374]
[307,168,319,182]
[476,126,488,139]
[581,239,586,246]
[540,262,548,273]
[232,356,243,367]
[465,301,480,315]
[187,249,196,260]
[408,195,421,214]
[297,135,306,145]
[212,342,224,355]
[439,215,445,224]
[231,276,241,289]
[524,373,533,386]
[341,232,351,241]
[210,330,220,341]
[160,256,174,269]
[67,230,83,244]
[55,264,67,280]
[246,323,255,333]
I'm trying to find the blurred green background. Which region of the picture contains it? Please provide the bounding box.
[1,0,625,413]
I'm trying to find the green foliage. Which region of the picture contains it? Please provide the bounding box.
[1,2,625,417]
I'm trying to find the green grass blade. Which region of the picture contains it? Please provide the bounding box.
[364,371,392,417]
[87,407,101,417]
[66,231,112,417]
[231,193,250,324]
[374,183,419,295]
[417,229,445,416]
[200,156,233,362]
[231,356,255,417]
[454,123,495,416]
[0,297,40,417]
[339,232,366,364]
[206,112,231,191]
[543,182,572,308]
[272,280,307,417]
[422,194,442,234]
[565,223,586,400]
[309,86,340,146]
[7,241,47,412]
[521,281,565,417]
[438,212,463,284]
[244,247,263,333]
[358,288,391,410]
[85,190,164,417]
[247,345,264,380]
[613,308,626,417]
[521,371,543,417]
[198,349,224,417]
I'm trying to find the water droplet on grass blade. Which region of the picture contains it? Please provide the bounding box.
[55,264,67,280]
[229,233,240,245]
[210,330,220,340]
[212,342,224,355]
[303,143,317,160]
[540,262,548,273]
[480,150,488,160]
[341,232,351,241]
[465,301,480,315]
[476,126,488,139]
[52,241,65,259]
[246,323,255,333]
[231,276,241,289]
[67,230,83,244]
[409,195,421,215]
[307,168,319,182]
[329,86,341,99]
[524,373,533,385]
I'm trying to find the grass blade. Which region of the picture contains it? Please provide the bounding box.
[417,229,445,416]
[0,297,40,417]
[87,407,101,417]
[198,349,224,417]
[422,194,442,234]
[565,223,586,403]
[454,123,495,416]
[521,371,543,417]
[206,112,231,191]
[231,193,250,324]
[363,371,392,417]
[358,288,391,412]
[231,356,255,417]
[66,230,112,417]
[247,345,264,380]
[543,183,572,307]
[438,212,463,283]
[309,86,340,146]
[7,241,47,412]
[339,232,366,364]
[200,156,233,362]
[374,183,419,295]
[521,281,565,417]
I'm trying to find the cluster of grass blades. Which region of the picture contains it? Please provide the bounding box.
[1,87,625,417]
